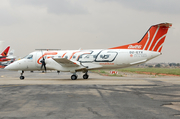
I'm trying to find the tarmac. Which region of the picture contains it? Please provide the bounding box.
[0,69,180,119]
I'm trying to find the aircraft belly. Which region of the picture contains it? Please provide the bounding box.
[81,62,102,69]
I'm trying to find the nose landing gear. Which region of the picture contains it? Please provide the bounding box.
[20,71,25,80]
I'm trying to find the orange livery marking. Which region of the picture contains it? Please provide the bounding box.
[99,63,114,65]
[62,52,67,58]
[37,52,58,64]
[69,51,80,60]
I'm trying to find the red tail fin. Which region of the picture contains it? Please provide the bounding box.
[110,23,172,52]
[1,46,10,56]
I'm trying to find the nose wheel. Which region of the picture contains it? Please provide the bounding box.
[20,71,25,80]
[20,76,25,80]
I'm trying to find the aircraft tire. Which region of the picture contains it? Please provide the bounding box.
[20,76,25,80]
[83,74,89,79]
[71,75,77,80]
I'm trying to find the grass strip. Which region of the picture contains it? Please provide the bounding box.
[92,68,180,77]
[117,68,180,76]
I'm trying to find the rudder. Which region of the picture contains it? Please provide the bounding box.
[139,23,172,52]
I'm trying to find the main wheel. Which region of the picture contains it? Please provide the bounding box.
[20,76,25,80]
[71,75,77,80]
[83,74,89,79]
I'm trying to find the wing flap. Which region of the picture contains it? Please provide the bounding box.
[53,58,79,67]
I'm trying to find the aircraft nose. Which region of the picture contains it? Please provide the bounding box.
[5,61,20,70]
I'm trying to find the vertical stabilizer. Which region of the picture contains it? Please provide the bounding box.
[110,23,172,52]
[1,46,10,56]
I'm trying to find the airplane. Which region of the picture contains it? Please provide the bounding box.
[5,23,172,80]
[0,46,10,60]
[0,49,16,66]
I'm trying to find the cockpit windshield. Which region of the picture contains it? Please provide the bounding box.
[23,55,33,59]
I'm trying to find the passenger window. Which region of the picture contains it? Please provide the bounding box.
[65,56,68,59]
[79,55,82,59]
[73,56,76,59]
[93,55,97,58]
[85,55,90,58]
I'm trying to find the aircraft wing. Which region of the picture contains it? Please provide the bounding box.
[52,58,79,67]
[46,58,102,71]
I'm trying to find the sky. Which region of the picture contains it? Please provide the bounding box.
[0,0,180,63]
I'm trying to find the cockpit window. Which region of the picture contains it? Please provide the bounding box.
[25,55,33,59]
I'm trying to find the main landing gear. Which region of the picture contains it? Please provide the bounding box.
[83,73,89,79]
[20,71,25,80]
[71,74,78,80]
[70,72,89,80]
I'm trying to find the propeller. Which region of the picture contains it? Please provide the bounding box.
[40,51,46,72]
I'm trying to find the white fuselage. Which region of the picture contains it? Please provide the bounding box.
[5,49,161,72]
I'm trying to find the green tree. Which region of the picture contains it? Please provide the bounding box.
[155,64,161,68]
[148,65,153,68]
